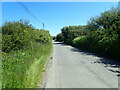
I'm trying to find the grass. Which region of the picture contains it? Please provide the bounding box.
[2,42,52,88]
[0,33,2,90]
[0,52,2,90]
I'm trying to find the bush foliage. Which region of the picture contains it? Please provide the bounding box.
[2,21,52,52]
[60,25,87,44]
[56,7,120,61]
[2,20,52,88]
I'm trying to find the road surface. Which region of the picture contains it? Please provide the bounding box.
[44,41,119,88]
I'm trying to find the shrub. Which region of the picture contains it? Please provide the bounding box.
[2,20,53,88]
[2,21,52,52]
[56,33,64,42]
[72,36,90,50]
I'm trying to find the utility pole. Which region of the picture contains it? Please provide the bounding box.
[43,23,44,29]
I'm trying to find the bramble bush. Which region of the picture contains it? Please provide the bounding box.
[86,8,120,60]
[60,25,87,44]
[2,21,52,52]
[2,20,52,88]
[56,7,120,61]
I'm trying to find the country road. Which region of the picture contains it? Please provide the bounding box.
[44,41,119,88]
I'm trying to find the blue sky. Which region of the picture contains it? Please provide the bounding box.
[2,2,118,36]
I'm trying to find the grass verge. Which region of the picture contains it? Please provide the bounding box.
[2,42,52,88]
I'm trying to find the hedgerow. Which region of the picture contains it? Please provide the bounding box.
[2,20,52,88]
[2,21,51,52]
[56,7,120,61]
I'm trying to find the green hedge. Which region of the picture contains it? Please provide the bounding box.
[57,7,120,61]
[2,21,52,52]
[2,20,53,88]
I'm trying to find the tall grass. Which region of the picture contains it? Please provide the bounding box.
[2,42,52,88]
[0,32,2,90]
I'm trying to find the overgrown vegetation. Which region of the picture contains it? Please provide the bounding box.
[56,7,120,61]
[0,28,2,89]
[2,20,52,88]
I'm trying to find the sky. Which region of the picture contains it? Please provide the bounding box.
[2,2,118,36]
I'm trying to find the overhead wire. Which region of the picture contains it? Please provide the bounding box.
[16,0,44,28]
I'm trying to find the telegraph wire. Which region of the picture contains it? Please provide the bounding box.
[16,0,42,24]
[16,0,44,29]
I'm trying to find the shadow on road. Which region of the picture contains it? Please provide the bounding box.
[53,42,63,45]
[96,58,120,76]
[53,41,120,76]
[53,41,68,46]
[70,47,120,76]
[71,47,96,56]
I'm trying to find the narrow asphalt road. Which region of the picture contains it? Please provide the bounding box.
[44,41,119,88]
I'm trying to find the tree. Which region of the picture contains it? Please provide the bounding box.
[61,25,87,44]
[56,33,64,42]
